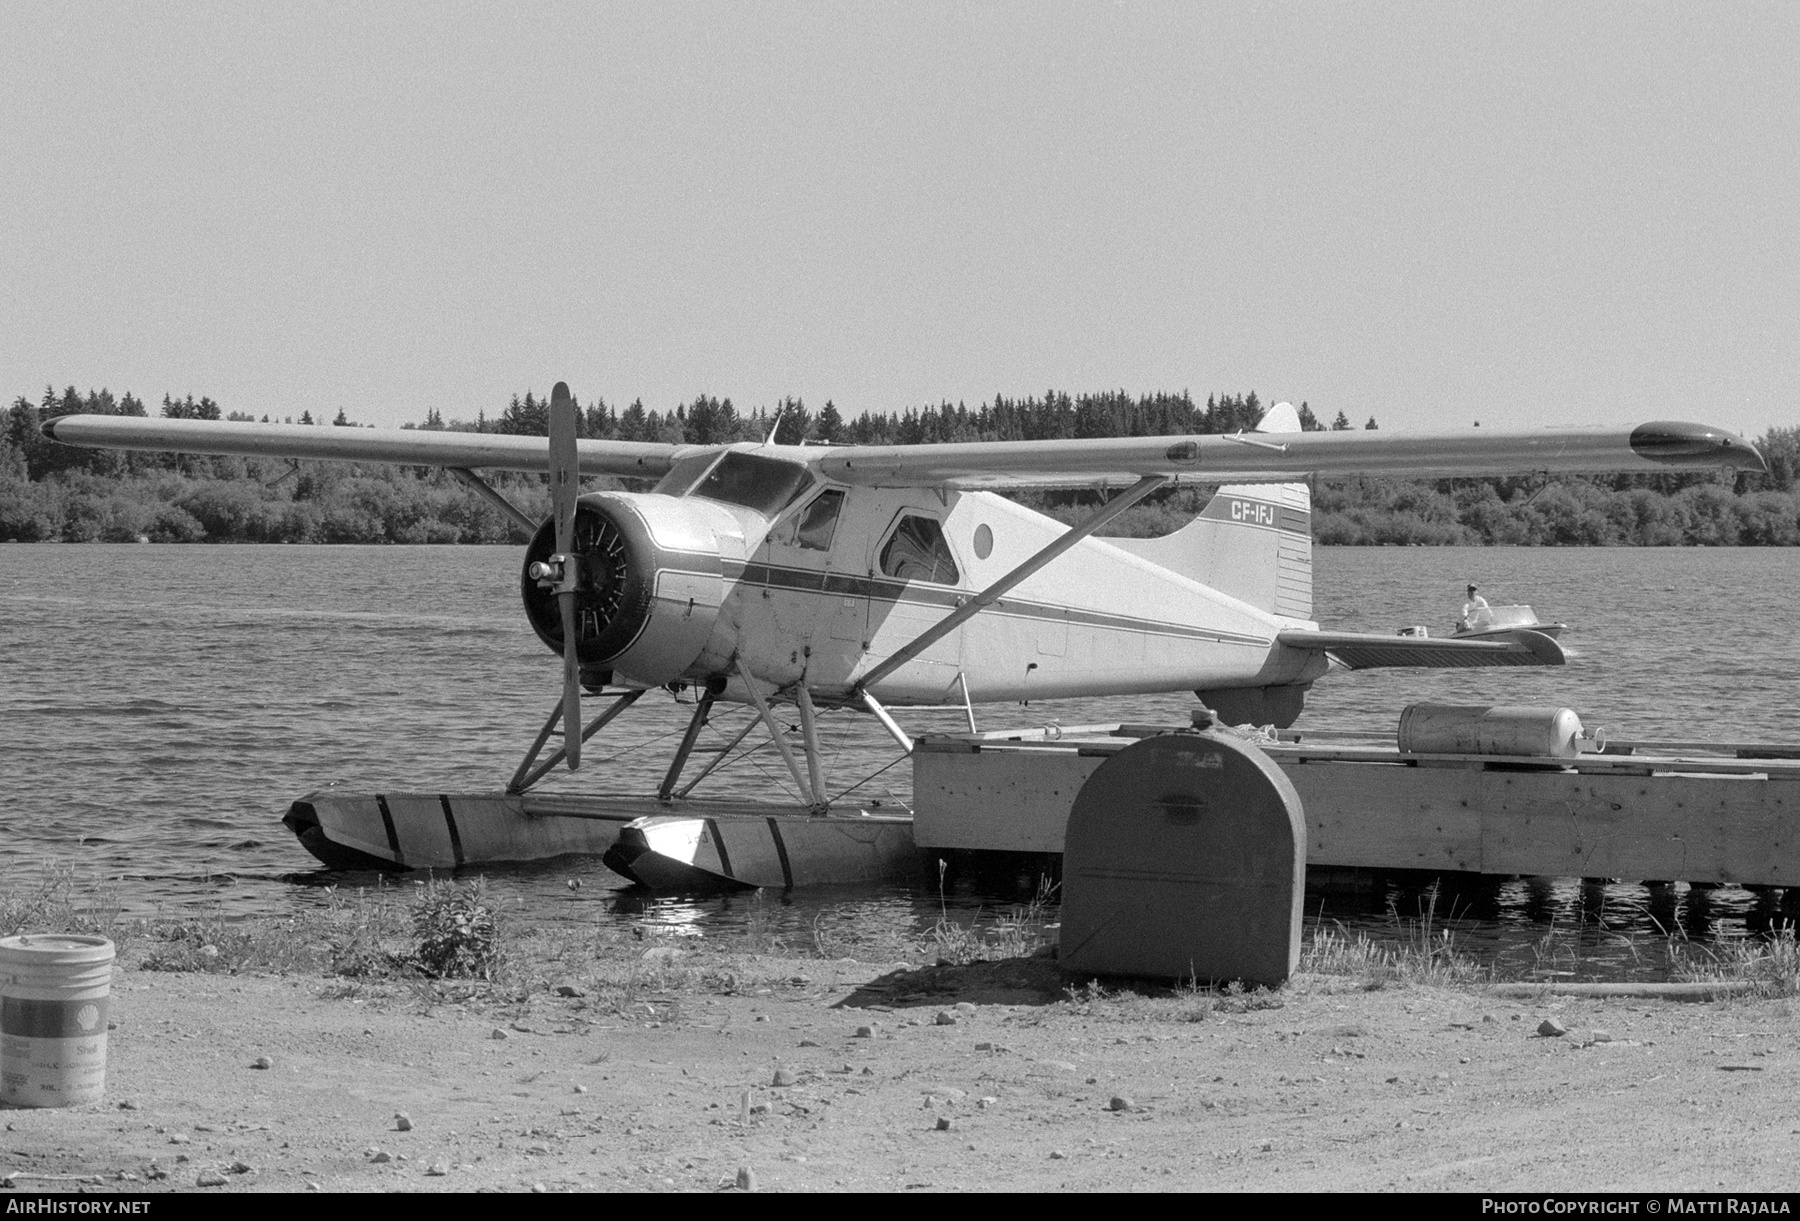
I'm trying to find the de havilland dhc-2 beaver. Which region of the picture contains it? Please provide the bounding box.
[41,391,1766,884]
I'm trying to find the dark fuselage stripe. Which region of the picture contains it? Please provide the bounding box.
[374,795,404,867]
[439,795,465,868]
[721,558,1271,647]
[767,818,794,889]
[705,818,734,880]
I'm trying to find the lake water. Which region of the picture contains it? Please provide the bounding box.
[3,543,1797,979]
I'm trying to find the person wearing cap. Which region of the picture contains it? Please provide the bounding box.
[1459,584,1491,632]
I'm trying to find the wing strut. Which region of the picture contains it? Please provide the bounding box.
[447,467,539,534]
[859,692,914,754]
[856,474,1169,693]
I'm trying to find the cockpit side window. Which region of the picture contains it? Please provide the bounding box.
[792,489,845,552]
[878,514,960,585]
[690,453,814,516]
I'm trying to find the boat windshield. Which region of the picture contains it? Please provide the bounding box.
[689,453,814,517]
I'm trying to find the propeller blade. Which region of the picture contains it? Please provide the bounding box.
[559,589,582,770]
[549,382,582,770]
[549,382,579,558]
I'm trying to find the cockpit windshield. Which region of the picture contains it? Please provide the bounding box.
[689,453,814,517]
[652,453,721,498]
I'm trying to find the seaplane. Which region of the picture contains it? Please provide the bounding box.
[41,392,1766,890]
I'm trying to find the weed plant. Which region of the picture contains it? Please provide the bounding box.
[409,878,505,980]
[139,877,511,979]
[0,863,124,943]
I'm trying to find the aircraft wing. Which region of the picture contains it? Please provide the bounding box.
[1276,628,1566,670]
[37,415,681,479]
[815,421,1765,489]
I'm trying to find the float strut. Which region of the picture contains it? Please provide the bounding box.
[794,685,830,811]
[674,713,763,799]
[735,660,819,808]
[658,690,716,801]
[507,688,644,795]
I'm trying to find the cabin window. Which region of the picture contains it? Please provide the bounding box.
[793,489,845,551]
[690,453,813,516]
[879,514,960,585]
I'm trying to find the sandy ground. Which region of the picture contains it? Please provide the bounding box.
[3,951,1798,1195]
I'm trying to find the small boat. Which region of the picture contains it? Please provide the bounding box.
[1392,604,1567,642]
[1450,603,1566,641]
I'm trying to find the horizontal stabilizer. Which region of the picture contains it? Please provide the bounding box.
[1275,628,1566,670]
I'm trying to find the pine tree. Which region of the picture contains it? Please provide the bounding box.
[618,399,649,442]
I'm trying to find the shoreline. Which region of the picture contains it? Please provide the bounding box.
[5,905,1798,1193]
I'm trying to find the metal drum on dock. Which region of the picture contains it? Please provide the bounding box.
[1397,704,1601,759]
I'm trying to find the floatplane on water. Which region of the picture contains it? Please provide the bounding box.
[43,395,1765,890]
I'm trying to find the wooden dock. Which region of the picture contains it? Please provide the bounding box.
[914,729,1800,888]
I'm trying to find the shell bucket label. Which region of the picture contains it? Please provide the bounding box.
[1,995,109,1039]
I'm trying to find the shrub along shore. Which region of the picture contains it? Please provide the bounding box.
[6,386,1797,545]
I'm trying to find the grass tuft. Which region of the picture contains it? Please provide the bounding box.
[1666,923,1800,996]
[141,882,410,976]
[930,876,1059,966]
[1301,885,1490,987]
[0,863,125,943]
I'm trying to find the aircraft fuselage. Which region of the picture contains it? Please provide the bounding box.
[539,442,1324,709]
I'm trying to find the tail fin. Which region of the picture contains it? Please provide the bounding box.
[1109,402,1313,620]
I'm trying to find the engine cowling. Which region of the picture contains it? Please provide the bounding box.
[521,492,725,688]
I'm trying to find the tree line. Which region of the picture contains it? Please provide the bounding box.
[3,383,1796,546]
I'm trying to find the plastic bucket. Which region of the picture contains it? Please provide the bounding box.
[0,935,114,1108]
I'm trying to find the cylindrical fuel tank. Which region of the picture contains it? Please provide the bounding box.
[1397,704,1598,758]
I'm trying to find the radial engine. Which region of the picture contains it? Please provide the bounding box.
[520,492,732,689]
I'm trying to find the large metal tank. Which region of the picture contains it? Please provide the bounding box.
[1397,704,1600,759]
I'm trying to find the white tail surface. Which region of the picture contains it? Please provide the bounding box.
[1109,402,1314,621]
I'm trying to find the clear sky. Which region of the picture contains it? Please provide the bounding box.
[4,2,1795,438]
